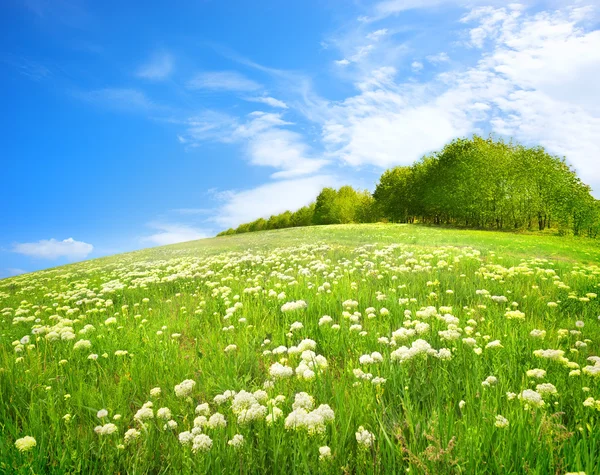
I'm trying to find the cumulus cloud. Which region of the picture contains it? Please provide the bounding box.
[188,71,261,91]
[12,238,94,260]
[137,50,173,80]
[214,175,338,228]
[141,223,209,246]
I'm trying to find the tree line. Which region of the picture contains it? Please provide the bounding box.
[217,135,600,238]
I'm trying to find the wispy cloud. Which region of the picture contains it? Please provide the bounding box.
[426,52,450,63]
[244,96,288,109]
[2,56,51,81]
[187,71,261,91]
[180,110,328,178]
[140,222,209,246]
[12,238,93,260]
[137,50,173,80]
[75,88,157,112]
[373,0,449,17]
[171,208,213,215]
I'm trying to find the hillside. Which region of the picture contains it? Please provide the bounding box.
[2,224,600,474]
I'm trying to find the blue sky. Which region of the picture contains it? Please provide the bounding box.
[2,0,600,277]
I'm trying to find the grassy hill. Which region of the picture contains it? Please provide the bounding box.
[2,224,600,474]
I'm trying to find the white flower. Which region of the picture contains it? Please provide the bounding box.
[157,407,172,420]
[94,423,118,435]
[195,403,210,416]
[533,349,567,363]
[15,436,36,452]
[319,315,333,326]
[178,431,193,446]
[292,392,314,411]
[73,339,92,350]
[297,339,316,351]
[208,412,227,429]
[495,415,509,428]
[485,340,502,349]
[134,407,154,422]
[319,446,332,460]
[526,369,546,379]
[192,434,213,453]
[228,434,245,449]
[174,379,196,398]
[504,310,525,320]
[165,420,178,430]
[269,362,294,380]
[355,426,375,448]
[281,300,307,312]
[518,389,545,408]
[150,387,161,397]
[97,409,108,419]
[583,365,600,377]
[124,428,141,445]
[481,376,497,388]
[536,383,558,395]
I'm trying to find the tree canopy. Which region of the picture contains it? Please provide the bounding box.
[218,135,600,238]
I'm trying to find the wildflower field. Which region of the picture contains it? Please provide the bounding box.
[2,224,600,474]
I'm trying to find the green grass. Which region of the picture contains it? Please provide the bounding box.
[1,224,600,474]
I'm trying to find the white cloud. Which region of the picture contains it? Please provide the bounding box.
[12,238,93,260]
[181,110,328,178]
[366,28,389,40]
[426,52,450,63]
[319,4,600,196]
[371,0,529,18]
[187,71,261,91]
[411,61,424,72]
[373,0,448,17]
[214,175,338,229]
[137,50,173,80]
[141,223,209,246]
[322,76,473,168]
[232,112,329,178]
[183,110,238,143]
[245,96,288,108]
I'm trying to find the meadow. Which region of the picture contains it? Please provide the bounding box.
[2,224,600,474]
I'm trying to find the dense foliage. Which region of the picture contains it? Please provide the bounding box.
[218,136,600,238]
